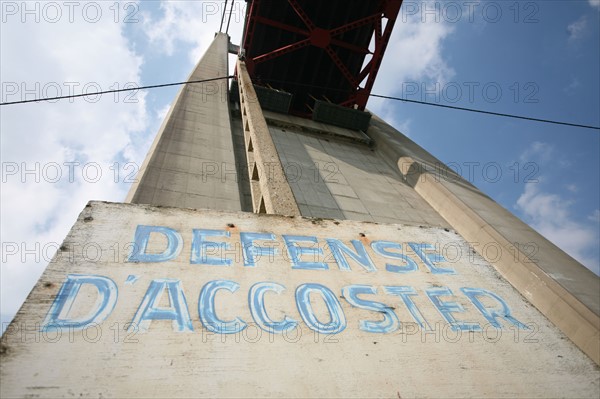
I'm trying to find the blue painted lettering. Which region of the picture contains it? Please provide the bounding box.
[461,287,528,329]
[426,287,480,331]
[326,239,376,272]
[342,285,400,333]
[283,235,328,270]
[384,286,431,330]
[128,225,183,263]
[199,280,247,334]
[371,241,418,273]
[296,283,346,334]
[190,229,232,266]
[240,232,278,267]
[42,274,117,331]
[249,282,298,333]
[130,279,193,333]
[125,275,139,285]
[409,243,455,274]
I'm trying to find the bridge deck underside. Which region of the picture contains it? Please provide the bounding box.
[242,0,402,115]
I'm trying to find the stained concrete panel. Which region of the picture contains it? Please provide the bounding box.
[254,117,450,228]
[366,114,599,363]
[1,201,598,398]
[366,114,600,317]
[126,33,241,211]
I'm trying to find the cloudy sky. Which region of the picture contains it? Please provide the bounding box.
[1,0,599,330]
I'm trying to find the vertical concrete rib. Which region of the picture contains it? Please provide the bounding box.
[126,33,242,211]
[367,115,600,364]
[236,59,301,216]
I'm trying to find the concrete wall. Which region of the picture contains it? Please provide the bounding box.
[126,33,242,211]
[228,105,599,364]
[1,201,598,398]
[230,111,449,228]
[4,31,594,397]
[366,114,600,363]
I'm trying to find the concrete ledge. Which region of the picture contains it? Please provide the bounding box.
[237,60,301,216]
[262,110,374,146]
[368,116,600,365]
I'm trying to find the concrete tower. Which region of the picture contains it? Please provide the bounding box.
[2,1,599,397]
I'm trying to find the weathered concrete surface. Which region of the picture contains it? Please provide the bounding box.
[366,114,600,365]
[236,60,301,216]
[126,33,242,211]
[262,109,373,146]
[227,111,449,227]
[1,201,598,398]
[270,126,448,226]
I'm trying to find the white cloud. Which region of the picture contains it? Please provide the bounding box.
[143,1,454,136]
[514,142,599,275]
[156,103,171,121]
[395,119,413,138]
[375,12,455,93]
[369,6,455,122]
[589,209,600,224]
[567,15,588,41]
[0,0,254,324]
[0,0,455,326]
[519,141,554,164]
[141,1,246,66]
[142,0,454,131]
[589,0,600,9]
[1,1,148,318]
[516,183,599,275]
[564,77,580,95]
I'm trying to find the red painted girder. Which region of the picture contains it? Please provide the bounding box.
[242,0,261,55]
[253,15,371,55]
[253,16,310,37]
[243,0,404,110]
[352,18,380,84]
[330,38,371,54]
[374,16,382,40]
[329,13,383,37]
[358,59,373,83]
[288,0,316,31]
[351,0,402,109]
[249,1,380,61]
[252,38,312,65]
[325,46,358,88]
[361,2,402,105]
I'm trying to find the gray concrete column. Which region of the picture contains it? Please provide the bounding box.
[367,115,600,364]
[236,59,300,216]
[126,33,242,212]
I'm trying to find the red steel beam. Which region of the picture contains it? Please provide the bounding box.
[330,38,371,55]
[254,16,310,37]
[374,16,382,40]
[243,0,404,111]
[288,0,316,31]
[325,46,358,88]
[242,0,261,53]
[358,0,403,109]
[339,96,357,108]
[252,38,312,65]
[357,59,373,83]
[329,13,383,37]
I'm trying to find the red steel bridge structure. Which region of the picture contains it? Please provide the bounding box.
[240,0,403,116]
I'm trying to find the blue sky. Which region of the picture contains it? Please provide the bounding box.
[1,0,599,331]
